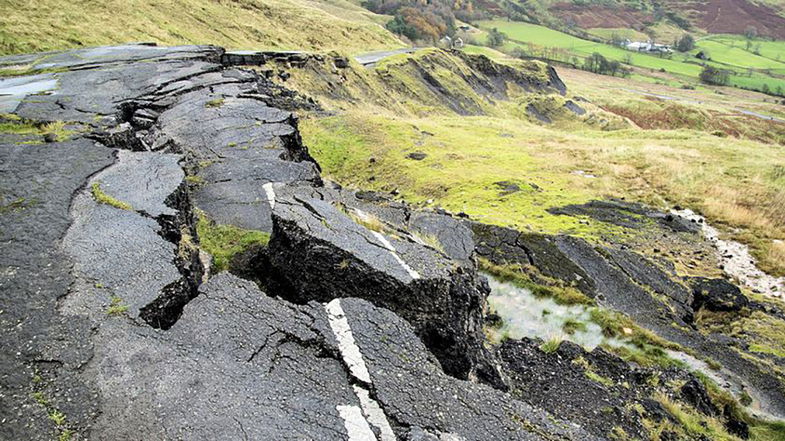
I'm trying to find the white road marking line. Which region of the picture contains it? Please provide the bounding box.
[353,386,396,441]
[326,299,398,441]
[325,299,372,384]
[370,231,421,280]
[262,182,276,210]
[336,405,377,441]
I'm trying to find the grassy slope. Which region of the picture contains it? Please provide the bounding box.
[292,50,785,278]
[0,0,403,55]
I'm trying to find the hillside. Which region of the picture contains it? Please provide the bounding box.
[0,0,403,55]
[539,0,785,39]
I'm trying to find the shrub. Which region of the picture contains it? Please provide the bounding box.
[487,28,506,48]
[676,34,695,52]
[699,66,729,86]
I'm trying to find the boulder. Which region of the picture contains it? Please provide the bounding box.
[689,277,750,312]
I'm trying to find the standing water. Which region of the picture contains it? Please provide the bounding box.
[486,273,779,419]
[485,274,626,349]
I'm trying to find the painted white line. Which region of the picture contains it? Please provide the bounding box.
[370,231,421,280]
[325,299,372,384]
[336,405,377,441]
[326,299,399,441]
[353,386,396,441]
[262,182,276,210]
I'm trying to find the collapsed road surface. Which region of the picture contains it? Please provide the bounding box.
[0,44,601,440]
[2,43,782,441]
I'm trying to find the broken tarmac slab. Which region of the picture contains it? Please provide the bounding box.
[72,273,601,440]
[0,138,116,440]
[265,184,488,379]
[60,149,194,328]
[143,73,321,232]
[2,43,602,440]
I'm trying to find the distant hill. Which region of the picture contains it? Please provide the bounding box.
[541,0,785,39]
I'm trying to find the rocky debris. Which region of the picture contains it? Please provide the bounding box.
[263,184,488,379]
[497,337,752,440]
[406,151,427,160]
[564,100,586,115]
[498,338,663,439]
[455,51,567,96]
[471,221,785,419]
[680,377,719,416]
[549,199,702,234]
[689,277,750,312]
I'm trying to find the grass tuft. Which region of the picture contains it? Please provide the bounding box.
[204,98,225,108]
[106,296,129,316]
[196,213,270,272]
[539,337,562,353]
[91,183,132,211]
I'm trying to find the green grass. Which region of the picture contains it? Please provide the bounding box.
[585,370,614,387]
[204,98,225,108]
[91,182,133,211]
[693,39,785,71]
[750,420,785,441]
[0,120,73,142]
[656,393,742,441]
[476,20,785,94]
[736,311,785,358]
[479,259,595,306]
[562,318,588,335]
[106,296,129,316]
[301,106,785,276]
[539,337,562,353]
[196,213,270,272]
[702,35,785,65]
[0,0,402,56]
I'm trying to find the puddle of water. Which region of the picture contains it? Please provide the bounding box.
[672,209,784,298]
[486,273,781,419]
[0,74,58,113]
[486,274,625,349]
